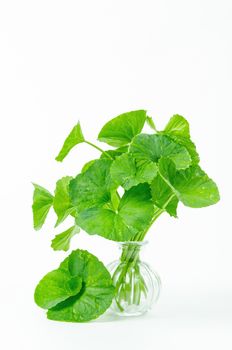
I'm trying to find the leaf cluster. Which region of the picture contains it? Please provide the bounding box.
[33,110,219,243]
[32,110,220,322]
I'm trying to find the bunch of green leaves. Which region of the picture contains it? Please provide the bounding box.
[32,109,220,322]
[33,110,219,247]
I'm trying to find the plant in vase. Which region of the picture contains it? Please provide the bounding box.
[32,110,220,322]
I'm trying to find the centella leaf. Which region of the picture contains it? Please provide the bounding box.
[56,122,85,162]
[153,157,220,208]
[51,226,80,252]
[53,176,75,227]
[130,133,192,170]
[32,184,53,230]
[162,115,199,165]
[70,159,116,212]
[110,153,157,190]
[98,110,147,147]
[34,249,114,322]
[77,183,154,241]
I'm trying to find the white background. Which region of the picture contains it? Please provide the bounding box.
[0,1,231,349]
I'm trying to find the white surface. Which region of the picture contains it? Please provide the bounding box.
[0,1,232,349]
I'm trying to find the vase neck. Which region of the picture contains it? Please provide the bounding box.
[119,241,147,263]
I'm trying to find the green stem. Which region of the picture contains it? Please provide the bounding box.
[114,247,141,310]
[158,168,177,195]
[132,207,163,242]
[113,194,176,312]
[134,193,176,242]
[84,140,113,159]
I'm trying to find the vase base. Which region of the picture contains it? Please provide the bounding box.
[112,309,148,317]
[107,241,161,318]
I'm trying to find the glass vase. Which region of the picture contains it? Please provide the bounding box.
[107,241,161,317]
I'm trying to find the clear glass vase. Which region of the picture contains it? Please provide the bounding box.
[107,241,161,317]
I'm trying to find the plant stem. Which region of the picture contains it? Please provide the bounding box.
[84,140,113,159]
[134,193,176,242]
[114,246,141,310]
[158,168,177,194]
[113,194,176,312]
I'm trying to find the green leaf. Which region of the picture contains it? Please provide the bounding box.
[68,250,86,277]
[158,157,220,208]
[110,190,120,211]
[130,134,192,170]
[146,116,157,131]
[56,122,85,162]
[81,160,96,173]
[110,153,135,188]
[110,153,158,190]
[32,184,53,230]
[167,135,199,165]
[51,226,80,252]
[77,183,154,241]
[164,114,190,137]
[98,110,147,147]
[34,269,82,309]
[53,176,75,227]
[78,208,121,240]
[162,115,199,165]
[100,146,129,159]
[70,159,116,212]
[118,183,154,230]
[36,249,115,322]
[150,174,178,217]
[135,159,158,184]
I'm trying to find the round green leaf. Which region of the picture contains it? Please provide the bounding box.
[46,250,115,322]
[77,183,154,241]
[34,269,82,310]
[35,249,114,322]
[70,159,116,211]
[162,115,199,165]
[130,134,192,170]
[110,153,157,190]
[158,157,220,208]
[98,110,147,147]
